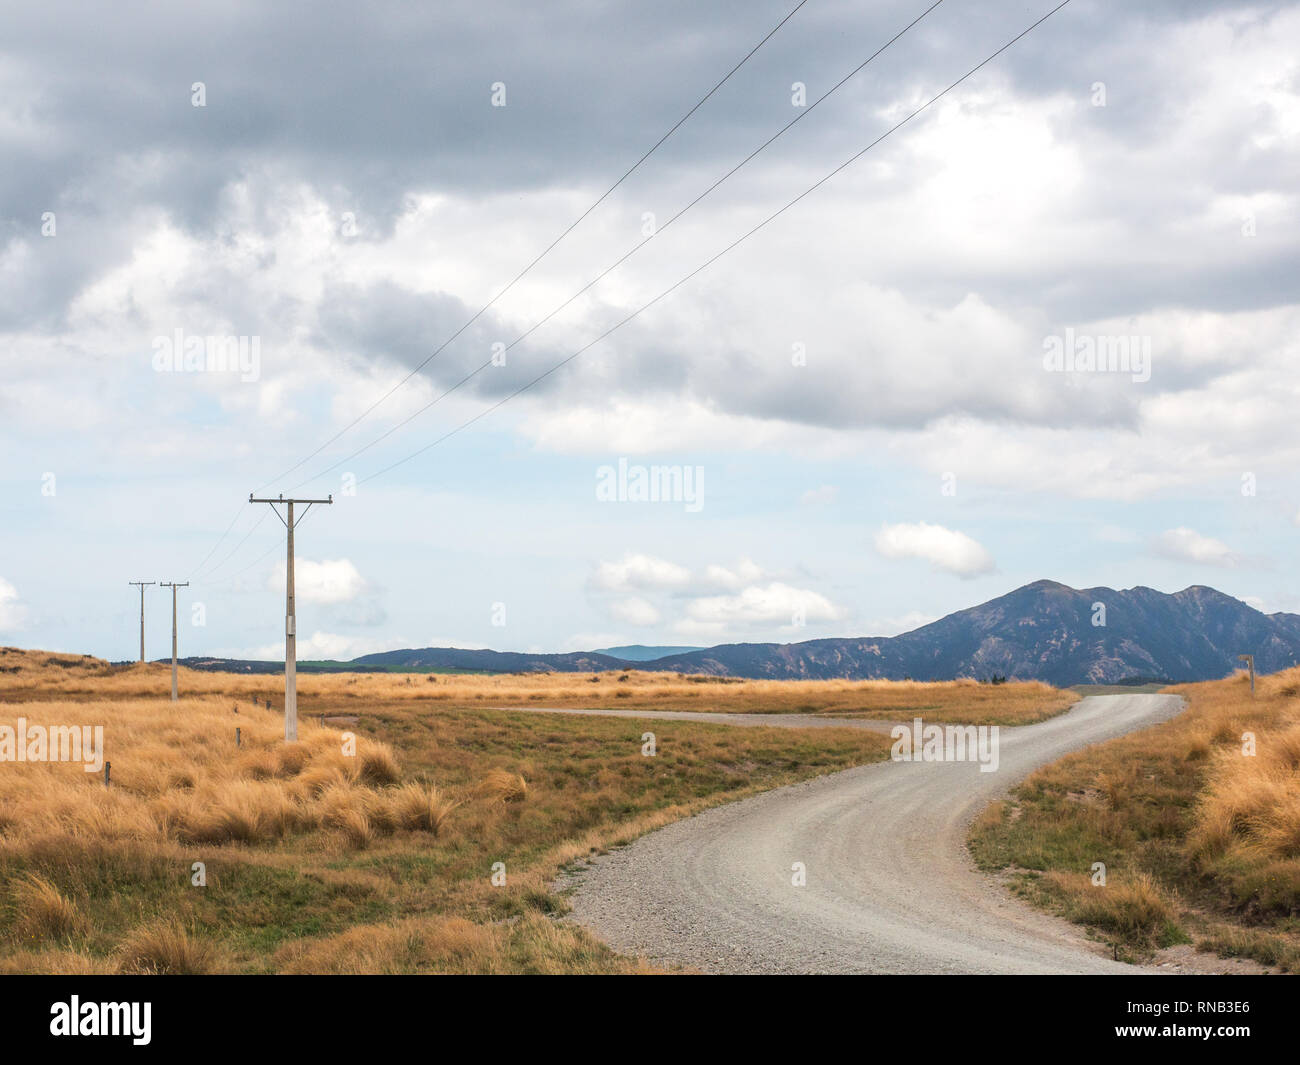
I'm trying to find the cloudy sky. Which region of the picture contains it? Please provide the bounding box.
[2,0,1299,661]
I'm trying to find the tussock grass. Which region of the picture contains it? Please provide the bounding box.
[272,913,649,975]
[1049,871,1185,949]
[9,873,82,944]
[1195,922,1300,971]
[0,699,414,849]
[0,948,115,975]
[0,648,1074,725]
[386,784,459,834]
[474,769,527,804]
[0,649,896,973]
[970,666,1300,968]
[117,919,223,974]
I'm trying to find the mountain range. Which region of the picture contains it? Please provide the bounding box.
[181,580,1300,686]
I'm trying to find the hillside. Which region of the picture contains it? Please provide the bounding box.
[646,581,1300,684]
[173,581,1300,686]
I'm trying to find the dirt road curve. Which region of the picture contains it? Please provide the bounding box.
[563,694,1185,974]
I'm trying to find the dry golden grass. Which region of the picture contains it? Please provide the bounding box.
[0,947,116,975]
[1188,721,1300,864]
[116,919,223,974]
[271,912,660,975]
[1048,871,1181,947]
[9,873,82,944]
[474,768,527,804]
[385,783,459,834]
[971,666,1300,969]
[0,647,1073,725]
[0,645,906,973]
[0,696,413,850]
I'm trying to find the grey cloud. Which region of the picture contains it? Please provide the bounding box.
[3,0,1296,439]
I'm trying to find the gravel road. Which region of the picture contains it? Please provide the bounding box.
[561,693,1186,974]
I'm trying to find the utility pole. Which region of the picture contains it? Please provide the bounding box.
[248,493,333,741]
[128,581,155,663]
[160,581,189,701]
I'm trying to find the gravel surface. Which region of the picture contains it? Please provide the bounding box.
[560,694,1186,974]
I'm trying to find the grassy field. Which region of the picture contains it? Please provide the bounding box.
[0,648,1074,726]
[0,648,956,973]
[970,668,1300,970]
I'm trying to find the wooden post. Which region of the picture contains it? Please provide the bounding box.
[128,581,155,663]
[104,761,111,787]
[1238,654,1255,695]
[236,727,241,748]
[248,493,332,742]
[160,581,188,701]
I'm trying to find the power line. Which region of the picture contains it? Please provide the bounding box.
[255,0,813,494]
[344,0,1074,488]
[287,0,948,492]
[193,509,270,583]
[186,1,1068,582]
[193,501,326,590]
[189,506,244,577]
[186,1,809,581]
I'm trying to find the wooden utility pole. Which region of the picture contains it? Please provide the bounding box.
[160,581,189,701]
[248,493,333,741]
[1238,653,1255,695]
[128,581,155,663]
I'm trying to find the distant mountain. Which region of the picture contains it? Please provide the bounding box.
[180,646,627,675]
[181,581,1300,685]
[349,647,625,673]
[593,645,704,661]
[634,580,1300,685]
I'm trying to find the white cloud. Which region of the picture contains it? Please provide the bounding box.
[221,631,401,661]
[6,4,1300,662]
[1152,527,1240,568]
[682,582,845,633]
[591,553,691,592]
[589,554,844,640]
[608,596,661,626]
[0,578,27,631]
[703,558,765,590]
[874,522,996,578]
[269,558,367,604]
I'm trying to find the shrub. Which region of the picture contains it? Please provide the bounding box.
[475,769,527,804]
[10,874,81,943]
[117,920,221,974]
